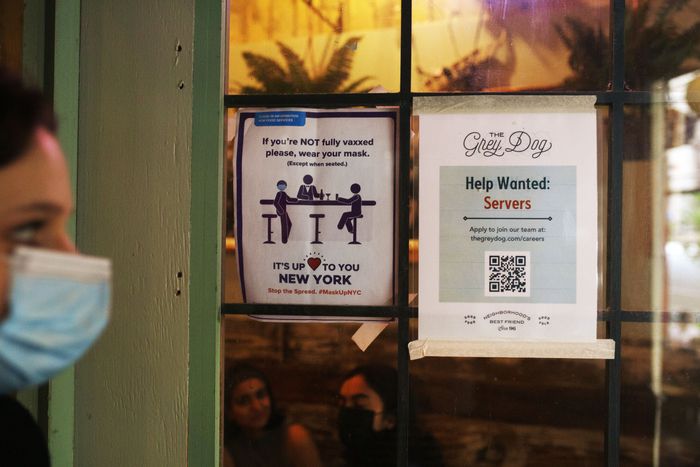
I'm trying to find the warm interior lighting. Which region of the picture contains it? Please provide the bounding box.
[409,238,418,263]
[687,75,700,115]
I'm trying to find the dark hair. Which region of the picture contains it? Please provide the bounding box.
[342,364,398,415]
[224,363,284,436]
[0,67,56,169]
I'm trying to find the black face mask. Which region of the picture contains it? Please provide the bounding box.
[338,407,375,450]
[338,407,396,466]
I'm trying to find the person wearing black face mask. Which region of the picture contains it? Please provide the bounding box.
[337,365,444,467]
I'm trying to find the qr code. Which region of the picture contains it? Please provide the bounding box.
[484,251,531,297]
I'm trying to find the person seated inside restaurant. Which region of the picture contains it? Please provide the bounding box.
[224,363,322,467]
[337,364,444,467]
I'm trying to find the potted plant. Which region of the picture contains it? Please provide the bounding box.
[237,37,374,94]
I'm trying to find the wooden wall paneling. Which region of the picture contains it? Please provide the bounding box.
[0,0,23,72]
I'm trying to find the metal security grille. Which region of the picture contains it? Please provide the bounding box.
[222,1,672,465]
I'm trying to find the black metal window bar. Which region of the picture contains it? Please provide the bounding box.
[222,0,678,465]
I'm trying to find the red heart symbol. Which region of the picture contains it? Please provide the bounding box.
[307,257,322,271]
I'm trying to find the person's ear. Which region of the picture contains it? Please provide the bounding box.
[380,413,396,431]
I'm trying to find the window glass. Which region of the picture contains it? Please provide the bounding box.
[225,109,242,303]
[223,315,398,467]
[597,105,611,311]
[409,115,419,308]
[412,0,610,92]
[409,319,607,466]
[622,86,700,312]
[624,0,700,91]
[227,0,401,94]
[620,322,700,465]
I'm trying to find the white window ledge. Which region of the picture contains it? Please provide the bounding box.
[408,339,615,360]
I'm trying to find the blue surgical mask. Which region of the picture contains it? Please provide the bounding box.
[0,247,111,394]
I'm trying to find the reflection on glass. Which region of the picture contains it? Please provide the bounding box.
[223,316,397,467]
[412,0,609,92]
[409,318,606,466]
[667,73,700,316]
[625,0,700,91]
[620,323,700,466]
[622,75,700,312]
[227,0,401,93]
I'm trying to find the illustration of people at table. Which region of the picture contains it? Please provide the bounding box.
[336,183,363,243]
[297,174,323,200]
[273,180,297,243]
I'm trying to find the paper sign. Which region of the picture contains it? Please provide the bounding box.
[235,108,396,307]
[418,96,597,342]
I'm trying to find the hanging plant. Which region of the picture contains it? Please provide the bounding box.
[556,0,700,90]
[554,18,609,90]
[238,37,374,94]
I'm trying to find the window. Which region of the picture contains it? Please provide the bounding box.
[223,1,700,465]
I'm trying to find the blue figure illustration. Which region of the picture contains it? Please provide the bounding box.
[297,174,321,200]
[274,180,296,243]
[336,183,362,233]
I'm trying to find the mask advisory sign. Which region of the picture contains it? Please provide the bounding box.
[234,108,396,308]
[418,96,598,342]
